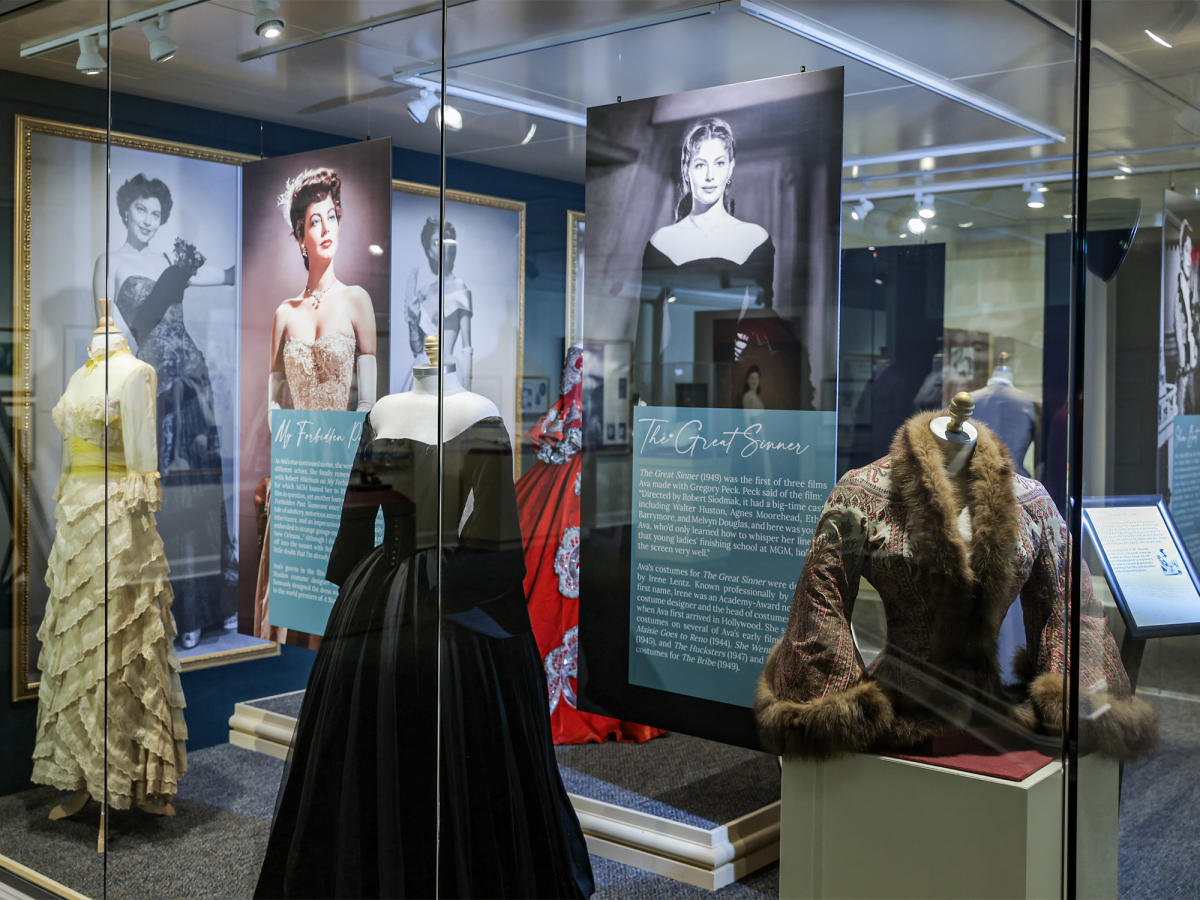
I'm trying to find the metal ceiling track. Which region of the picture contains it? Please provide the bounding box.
[19,0,209,57]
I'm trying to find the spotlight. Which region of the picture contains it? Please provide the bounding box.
[916,193,936,219]
[907,216,926,234]
[75,35,105,75]
[142,13,177,62]
[407,89,438,124]
[850,198,874,221]
[1024,182,1045,209]
[435,103,463,131]
[253,0,285,39]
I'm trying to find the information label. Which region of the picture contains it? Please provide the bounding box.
[1085,503,1200,630]
[629,407,836,707]
[269,410,372,635]
[1170,414,1200,564]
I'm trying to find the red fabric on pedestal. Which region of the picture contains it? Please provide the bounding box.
[887,729,1055,782]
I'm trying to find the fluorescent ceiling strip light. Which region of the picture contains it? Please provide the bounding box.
[20,0,207,58]
[401,75,586,128]
[390,2,726,81]
[736,0,1066,144]
[845,136,1052,169]
[845,162,1184,202]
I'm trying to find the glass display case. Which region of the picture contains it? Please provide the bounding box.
[0,1,1195,897]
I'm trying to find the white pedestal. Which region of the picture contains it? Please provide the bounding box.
[779,752,1118,899]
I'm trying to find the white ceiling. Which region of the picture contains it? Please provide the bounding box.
[2,0,1199,237]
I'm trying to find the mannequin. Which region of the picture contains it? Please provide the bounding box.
[928,391,977,510]
[970,352,1041,478]
[370,334,497,443]
[39,300,185,853]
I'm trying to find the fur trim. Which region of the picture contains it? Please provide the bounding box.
[755,639,894,758]
[1027,672,1159,761]
[888,413,1020,689]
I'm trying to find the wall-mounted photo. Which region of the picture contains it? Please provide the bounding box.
[11,116,276,702]
[389,180,525,451]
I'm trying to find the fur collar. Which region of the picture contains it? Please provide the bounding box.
[887,412,1021,684]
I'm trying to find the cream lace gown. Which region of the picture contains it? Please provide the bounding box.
[32,345,188,808]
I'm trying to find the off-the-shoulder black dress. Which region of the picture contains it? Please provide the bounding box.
[255,415,593,898]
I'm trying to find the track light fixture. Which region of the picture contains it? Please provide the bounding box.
[253,0,285,39]
[916,193,935,219]
[849,198,874,222]
[907,216,927,235]
[1024,182,1045,209]
[75,35,105,75]
[142,13,178,62]
[407,89,438,124]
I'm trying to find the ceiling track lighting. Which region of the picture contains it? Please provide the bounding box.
[906,215,927,235]
[142,12,178,62]
[407,89,438,124]
[397,73,586,127]
[916,192,935,219]
[435,103,463,132]
[849,198,874,221]
[75,34,105,75]
[1024,182,1045,209]
[253,0,286,39]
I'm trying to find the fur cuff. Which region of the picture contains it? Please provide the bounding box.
[1028,672,1159,762]
[755,645,894,758]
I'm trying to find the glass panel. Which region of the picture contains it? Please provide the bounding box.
[1079,0,1200,894]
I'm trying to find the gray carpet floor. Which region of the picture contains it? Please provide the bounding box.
[3,693,1196,899]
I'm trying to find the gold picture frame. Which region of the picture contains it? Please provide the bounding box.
[565,210,585,348]
[391,178,527,473]
[11,115,278,702]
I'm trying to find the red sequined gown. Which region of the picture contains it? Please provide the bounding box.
[517,346,665,744]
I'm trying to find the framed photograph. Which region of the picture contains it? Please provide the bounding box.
[565,210,585,348]
[521,376,551,416]
[582,340,632,450]
[1083,495,1200,638]
[11,116,277,702]
[388,179,525,463]
[943,327,990,402]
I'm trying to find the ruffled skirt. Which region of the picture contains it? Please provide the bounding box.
[31,474,188,809]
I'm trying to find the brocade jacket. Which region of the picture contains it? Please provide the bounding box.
[756,412,1157,761]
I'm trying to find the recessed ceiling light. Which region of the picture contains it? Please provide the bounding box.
[899,232,908,239]
[666,295,677,304]
[1118,164,1133,174]
[958,221,973,228]
[1145,29,1172,48]
[367,244,384,256]
[919,156,935,172]
[1114,174,1127,180]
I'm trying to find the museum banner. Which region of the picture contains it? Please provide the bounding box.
[579,68,844,747]
[238,138,391,643]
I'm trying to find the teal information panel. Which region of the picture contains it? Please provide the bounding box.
[1171,414,1200,563]
[269,410,368,635]
[629,407,837,707]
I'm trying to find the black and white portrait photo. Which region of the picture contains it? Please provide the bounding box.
[584,68,844,414]
[388,182,525,444]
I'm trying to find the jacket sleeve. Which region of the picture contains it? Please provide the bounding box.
[755,483,894,758]
[1016,493,1157,760]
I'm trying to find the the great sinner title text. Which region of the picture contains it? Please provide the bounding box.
[637,416,811,459]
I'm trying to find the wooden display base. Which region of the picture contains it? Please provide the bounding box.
[779,750,1118,899]
[230,691,780,891]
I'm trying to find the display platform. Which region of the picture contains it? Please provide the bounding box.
[229,691,781,890]
[779,744,1119,900]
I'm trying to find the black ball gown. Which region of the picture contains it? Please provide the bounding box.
[114,239,237,637]
[255,415,593,898]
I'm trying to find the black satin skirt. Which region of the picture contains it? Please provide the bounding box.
[254,547,593,898]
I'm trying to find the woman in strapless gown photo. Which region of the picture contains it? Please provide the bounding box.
[639,116,813,410]
[404,217,474,388]
[93,173,239,651]
[253,167,378,647]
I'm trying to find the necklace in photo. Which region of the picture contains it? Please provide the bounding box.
[303,280,340,309]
